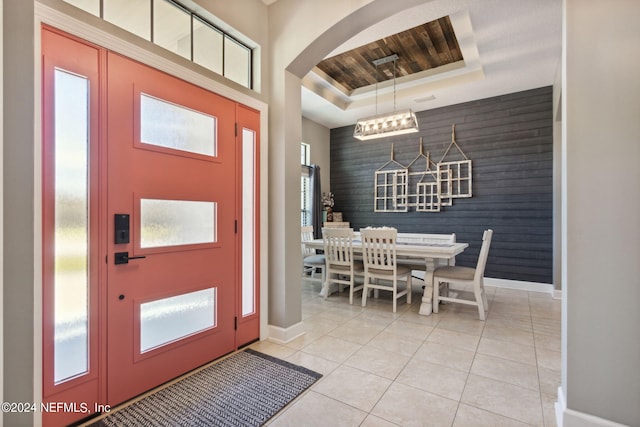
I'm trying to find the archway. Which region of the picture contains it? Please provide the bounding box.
[266,0,429,340]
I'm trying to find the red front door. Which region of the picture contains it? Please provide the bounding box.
[43,27,260,426]
[106,52,237,405]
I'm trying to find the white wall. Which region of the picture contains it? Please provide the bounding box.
[552,55,562,293]
[302,117,330,194]
[561,1,640,425]
[3,1,35,425]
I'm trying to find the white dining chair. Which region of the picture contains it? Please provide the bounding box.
[301,225,325,285]
[360,227,412,313]
[322,227,364,304]
[432,229,493,320]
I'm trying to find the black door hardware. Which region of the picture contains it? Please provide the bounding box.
[114,251,146,265]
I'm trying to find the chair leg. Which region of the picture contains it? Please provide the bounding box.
[392,281,397,313]
[480,281,488,309]
[477,302,486,320]
[348,276,354,305]
[474,286,486,321]
[361,276,369,307]
[406,276,412,304]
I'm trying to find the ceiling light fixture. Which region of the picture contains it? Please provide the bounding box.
[354,54,419,141]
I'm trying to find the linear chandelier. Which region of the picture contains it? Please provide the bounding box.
[354,54,419,141]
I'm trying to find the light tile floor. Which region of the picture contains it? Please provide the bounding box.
[250,278,561,427]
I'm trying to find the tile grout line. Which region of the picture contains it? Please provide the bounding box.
[450,287,492,426]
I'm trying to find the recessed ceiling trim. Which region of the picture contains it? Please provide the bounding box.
[349,60,467,97]
[302,59,484,113]
[308,66,353,97]
[301,74,352,111]
[347,67,485,110]
[301,1,562,129]
[301,9,484,114]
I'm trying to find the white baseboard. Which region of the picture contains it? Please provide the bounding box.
[556,386,629,427]
[556,386,566,427]
[266,321,306,345]
[484,277,555,295]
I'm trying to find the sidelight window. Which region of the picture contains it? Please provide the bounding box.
[53,69,90,384]
[242,129,257,316]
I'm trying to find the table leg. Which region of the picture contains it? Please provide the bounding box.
[418,269,434,315]
[418,259,436,316]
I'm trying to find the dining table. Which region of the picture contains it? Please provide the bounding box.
[303,233,468,315]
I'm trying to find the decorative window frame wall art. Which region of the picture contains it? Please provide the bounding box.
[372,124,472,213]
[374,145,409,212]
[438,124,472,199]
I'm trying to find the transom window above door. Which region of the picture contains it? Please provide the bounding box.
[61,0,255,89]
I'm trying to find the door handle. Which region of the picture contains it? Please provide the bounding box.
[114,251,146,265]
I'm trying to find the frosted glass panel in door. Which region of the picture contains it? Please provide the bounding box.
[140,199,216,248]
[140,288,216,353]
[242,129,256,316]
[53,69,89,384]
[140,94,217,157]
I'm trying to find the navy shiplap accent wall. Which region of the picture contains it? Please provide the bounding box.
[330,86,553,284]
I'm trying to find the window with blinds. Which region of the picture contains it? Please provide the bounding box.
[301,143,311,226]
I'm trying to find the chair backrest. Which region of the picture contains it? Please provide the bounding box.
[301,225,316,257]
[474,229,493,281]
[322,227,355,268]
[361,227,398,273]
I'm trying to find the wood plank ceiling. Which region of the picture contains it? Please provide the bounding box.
[316,16,463,92]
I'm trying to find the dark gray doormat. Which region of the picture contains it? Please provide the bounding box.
[93,349,322,427]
